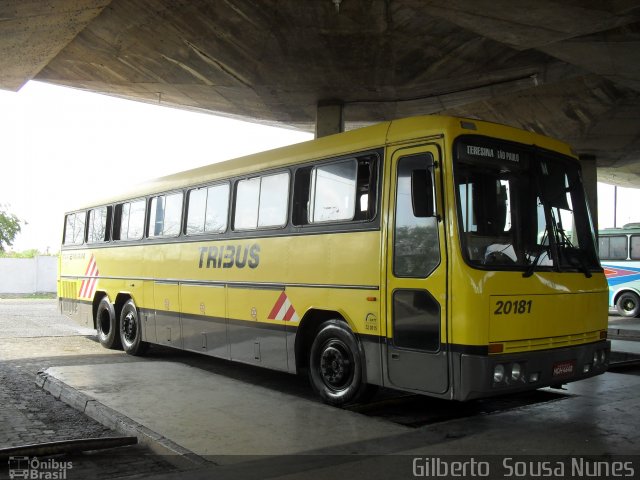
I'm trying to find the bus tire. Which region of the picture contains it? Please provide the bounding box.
[616,292,640,318]
[96,296,121,350]
[308,320,367,406]
[120,299,148,356]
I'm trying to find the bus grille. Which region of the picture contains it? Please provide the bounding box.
[498,330,602,353]
[60,280,78,314]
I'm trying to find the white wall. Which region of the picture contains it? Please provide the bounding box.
[0,256,58,293]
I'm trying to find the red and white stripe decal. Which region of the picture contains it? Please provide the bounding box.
[78,255,99,299]
[267,291,300,322]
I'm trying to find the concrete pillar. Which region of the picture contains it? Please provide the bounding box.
[579,154,598,234]
[315,101,344,138]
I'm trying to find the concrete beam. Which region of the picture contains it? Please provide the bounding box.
[0,0,111,91]
[315,101,344,138]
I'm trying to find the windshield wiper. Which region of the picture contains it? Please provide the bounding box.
[523,229,548,278]
[563,247,592,278]
[553,211,592,278]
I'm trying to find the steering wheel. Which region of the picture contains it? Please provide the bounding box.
[484,250,517,265]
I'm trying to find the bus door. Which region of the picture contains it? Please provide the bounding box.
[385,144,449,394]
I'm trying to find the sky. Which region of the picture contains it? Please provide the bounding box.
[597,183,640,229]
[0,82,312,253]
[0,81,638,253]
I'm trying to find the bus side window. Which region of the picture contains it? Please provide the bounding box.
[112,204,125,240]
[186,183,230,235]
[354,155,377,221]
[233,172,289,231]
[292,167,312,226]
[632,236,640,260]
[149,192,183,238]
[309,159,358,223]
[293,153,377,226]
[87,206,112,243]
[599,235,628,260]
[113,199,146,241]
[63,214,75,245]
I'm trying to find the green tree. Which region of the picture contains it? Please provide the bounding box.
[0,205,21,252]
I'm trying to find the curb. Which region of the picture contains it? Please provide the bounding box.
[608,327,640,341]
[35,371,208,469]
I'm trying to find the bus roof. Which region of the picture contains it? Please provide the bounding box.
[600,224,640,235]
[73,115,575,211]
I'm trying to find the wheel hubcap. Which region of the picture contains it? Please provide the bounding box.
[123,311,136,344]
[319,341,352,391]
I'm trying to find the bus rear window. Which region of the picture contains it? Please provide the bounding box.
[63,212,86,245]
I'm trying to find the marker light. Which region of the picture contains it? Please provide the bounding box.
[511,363,522,381]
[529,372,539,383]
[583,364,591,373]
[493,364,505,383]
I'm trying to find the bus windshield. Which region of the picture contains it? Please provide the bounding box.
[454,136,599,274]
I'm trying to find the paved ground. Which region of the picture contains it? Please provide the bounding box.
[0,362,114,447]
[0,299,180,480]
[2,300,640,480]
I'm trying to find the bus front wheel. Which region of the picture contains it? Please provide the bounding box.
[308,320,367,406]
[96,296,121,350]
[120,299,148,356]
[616,292,640,318]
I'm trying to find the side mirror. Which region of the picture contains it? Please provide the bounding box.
[411,169,435,218]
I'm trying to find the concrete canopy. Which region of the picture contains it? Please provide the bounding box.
[2,0,640,186]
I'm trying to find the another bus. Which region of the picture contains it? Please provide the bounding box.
[59,115,610,405]
[599,225,640,317]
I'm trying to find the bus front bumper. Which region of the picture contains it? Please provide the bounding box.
[456,340,610,401]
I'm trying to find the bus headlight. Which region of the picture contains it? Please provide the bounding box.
[593,351,599,366]
[493,364,505,383]
[511,363,522,382]
[599,350,606,365]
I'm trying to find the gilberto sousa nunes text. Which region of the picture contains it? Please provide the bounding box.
[411,457,636,478]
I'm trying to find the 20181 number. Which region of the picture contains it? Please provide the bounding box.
[494,300,533,315]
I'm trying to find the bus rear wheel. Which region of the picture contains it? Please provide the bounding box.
[96,296,121,350]
[616,292,640,318]
[308,320,367,406]
[120,299,148,356]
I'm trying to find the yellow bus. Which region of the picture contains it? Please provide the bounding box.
[59,115,610,405]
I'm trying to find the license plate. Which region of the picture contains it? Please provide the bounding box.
[552,360,576,377]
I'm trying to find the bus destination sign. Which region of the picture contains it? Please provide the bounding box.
[456,138,530,168]
[465,144,520,163]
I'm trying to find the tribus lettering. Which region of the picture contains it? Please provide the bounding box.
[198,244,260,269]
